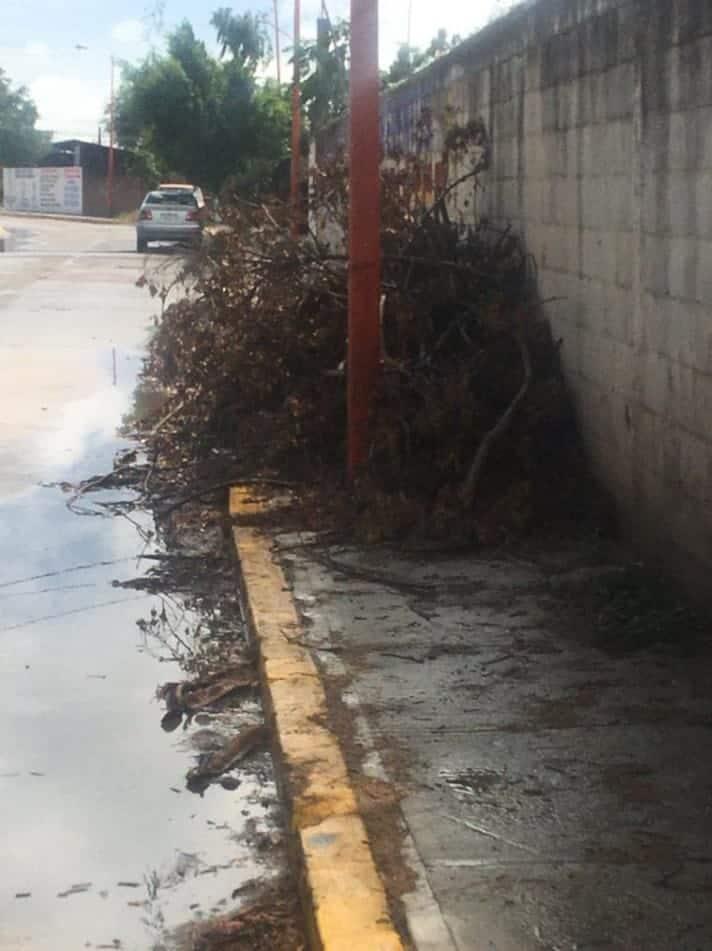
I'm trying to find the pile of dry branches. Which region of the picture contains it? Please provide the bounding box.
[137,146,605,541]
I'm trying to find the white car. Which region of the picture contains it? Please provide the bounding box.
[136,184,206,252]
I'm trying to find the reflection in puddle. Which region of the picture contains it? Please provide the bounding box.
[2,240,284,949]
[2,433,279,949]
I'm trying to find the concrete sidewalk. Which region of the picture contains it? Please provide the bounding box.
[262,529,712,950]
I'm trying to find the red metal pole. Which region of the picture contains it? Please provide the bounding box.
[348,0,380,477]
[290,0,301,235]
[107,56,115,217]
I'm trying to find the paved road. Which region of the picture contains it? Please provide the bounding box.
[0,218,274,949]
[0,217,147,497]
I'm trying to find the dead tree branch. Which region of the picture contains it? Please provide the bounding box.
[460,329,533,509]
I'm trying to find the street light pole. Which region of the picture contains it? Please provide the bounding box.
[347,0,380,477]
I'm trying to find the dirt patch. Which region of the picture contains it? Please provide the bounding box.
[312,662,417,948]
[352,775,418,946]
[548,561,711,656]
[601,763,659,804]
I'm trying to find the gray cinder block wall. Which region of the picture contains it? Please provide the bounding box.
[358,0,712,591]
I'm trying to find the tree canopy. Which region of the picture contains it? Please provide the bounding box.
[384,30,463,86]
[0,69,50,166]
[114,10,466,193]
[295,21,466,133]
[211,9,270,71]
[115,17,289,192]
[298,19,349,133]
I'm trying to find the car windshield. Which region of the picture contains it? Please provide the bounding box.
[144,191,197,207]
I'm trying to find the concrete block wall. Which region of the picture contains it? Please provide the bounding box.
[320,0,712,590]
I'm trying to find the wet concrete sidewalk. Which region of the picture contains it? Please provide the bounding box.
[272,533,712,950]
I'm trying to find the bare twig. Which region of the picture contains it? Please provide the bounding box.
[312,552,433,594]
[148,399,185,437]
[420,162,487,226]
[157,477,300,516]
[444,815,538,854]
[261,203,280,230]
[460,329,533,509]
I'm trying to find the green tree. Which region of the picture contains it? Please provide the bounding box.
[294,21,462,126]
[0,69,50,166]
[115,17,289,192]
[297,19,349,133]
[211,9,270,71]
[384,29,462,86]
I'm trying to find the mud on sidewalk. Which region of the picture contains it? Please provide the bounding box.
[243,507,712,951]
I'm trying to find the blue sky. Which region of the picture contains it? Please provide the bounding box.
[2,0,512,141]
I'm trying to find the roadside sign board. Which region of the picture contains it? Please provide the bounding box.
[2,167,83,215]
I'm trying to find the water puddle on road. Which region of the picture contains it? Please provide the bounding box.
[0,372,283,949]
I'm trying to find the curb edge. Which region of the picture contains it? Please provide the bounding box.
[230,485,405,951]
[0,210,124,225]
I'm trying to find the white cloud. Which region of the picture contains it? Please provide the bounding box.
[111,18,146,47]
[30,75,106,140]
[0,40,52,84]
[41,387,130,469]
[1,40,111,140]
[23,41,52,61]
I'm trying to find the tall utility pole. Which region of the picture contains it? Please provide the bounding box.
[273,0,282,85]
[290,0,301,235]
[347,0,380,476]
[107,56,115,217]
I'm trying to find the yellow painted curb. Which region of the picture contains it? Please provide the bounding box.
[230,485,405,951]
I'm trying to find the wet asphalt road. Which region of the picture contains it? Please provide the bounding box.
[0,218,276,949]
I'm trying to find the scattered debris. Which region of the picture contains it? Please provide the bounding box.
[444,814,537,854]
[158,665,258,728]
[591,564,705,653]
[122,143,610,545]
[57,882,92,897]
[185,880,305,950]
[187,724,269,794]
[219,776,241,791]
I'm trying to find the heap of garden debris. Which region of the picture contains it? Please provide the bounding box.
[135,148,609,542]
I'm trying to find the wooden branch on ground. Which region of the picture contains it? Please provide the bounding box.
[460,329,533,509]
[149,399,185,437]
[420,162,486,226]
[157,478,301,516]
